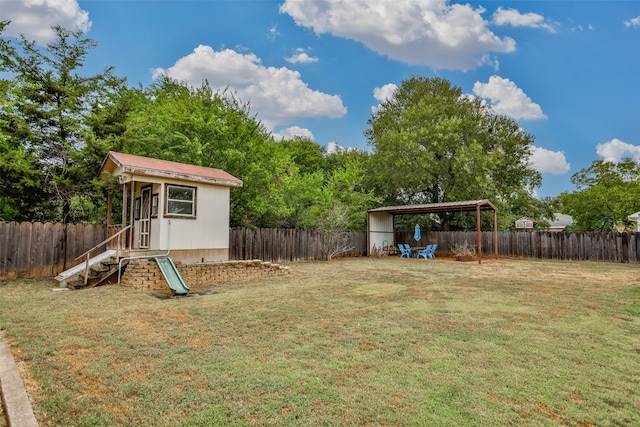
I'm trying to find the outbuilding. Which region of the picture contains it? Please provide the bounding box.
[367,200,499,264]
[100,151,243,263]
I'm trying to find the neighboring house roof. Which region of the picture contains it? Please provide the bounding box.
[515,216,535,223]
[100,151,243,187]
[627,211,640,220]
[549,213,573,228]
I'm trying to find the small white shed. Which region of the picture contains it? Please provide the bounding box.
[100,151,243,263]
[628,211,640,232]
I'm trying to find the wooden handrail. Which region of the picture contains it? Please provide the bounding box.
[75,225,132,286]
[75,225,132,261]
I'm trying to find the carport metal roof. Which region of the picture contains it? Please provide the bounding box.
[368,199,497,215]
[367,200,498,264]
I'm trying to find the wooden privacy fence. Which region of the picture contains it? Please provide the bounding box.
[0,222,108,280]
[0,223,367,279]
[229,228,367,262]
[3,222,639,280]
[397,230,640,263]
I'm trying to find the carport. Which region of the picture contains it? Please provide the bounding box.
[367,200,498,264]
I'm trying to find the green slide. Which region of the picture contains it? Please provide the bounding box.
[153,257,189,295]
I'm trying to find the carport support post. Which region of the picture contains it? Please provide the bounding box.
[477,204,482,264]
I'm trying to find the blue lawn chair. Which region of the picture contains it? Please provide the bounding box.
[417,244,437,259]
[429,244,438,258]
[415,245,431,259]
[425,243,437,258]
[403,244,417,257]
[398,244,412,258]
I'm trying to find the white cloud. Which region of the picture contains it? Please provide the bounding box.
[624,16,640,28]
[327,141,357,154]
[272,126,315,141]
[472,76,546,120]
[492,7,556,33]
[1,0,91,44]
[153,45,346,129]
[285,48,319,64]
[280,0,515,70]
[268,25,280,40]
[529,146,570,175]
[371,83,398,112]
[596,138,640,162]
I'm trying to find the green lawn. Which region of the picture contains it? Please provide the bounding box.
[0,257,639,426]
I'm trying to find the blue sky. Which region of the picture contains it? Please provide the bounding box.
[2,0,639,198]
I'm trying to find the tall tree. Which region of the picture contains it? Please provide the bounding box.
[273,139,380,230]
[277,136,326,175]
[558,158,640,231]
[365,76,543,230]
[118,77,294,227]
[0,21,43,220]
[0,23,126,222]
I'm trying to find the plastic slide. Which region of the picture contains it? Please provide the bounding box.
[153,257,190,295]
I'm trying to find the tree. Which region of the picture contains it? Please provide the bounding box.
[317,203,356,261]
[0,21,43,221]
[320,156,381,230]
[558,158,640,231]
[118,77,296,227]
[277,136,326,175]
[273,139,380,230]
[0,23,126,222]
[365,76,543,230]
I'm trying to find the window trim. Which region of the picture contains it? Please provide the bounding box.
[151,193,159,217]
[165,184,197,218]
[134,197,141,220]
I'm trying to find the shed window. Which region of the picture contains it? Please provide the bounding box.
[166,185,196,217]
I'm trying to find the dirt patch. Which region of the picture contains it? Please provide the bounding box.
[535,402,568,425]
[152,290,216,300]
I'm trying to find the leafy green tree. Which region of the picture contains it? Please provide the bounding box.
[271,139,380,230]
[558,159,640,231]
[0,28,39,219]
[277,170,325,228]
[0,21,43,221]
[0,23,126,222]
[365,76,543,230]
[118,77,295,227]
[277,137,326,175]
[321,157,381,230]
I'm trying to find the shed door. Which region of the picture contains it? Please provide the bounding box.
[139,187,151,249]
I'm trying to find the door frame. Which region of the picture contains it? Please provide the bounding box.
[139,186,152,249]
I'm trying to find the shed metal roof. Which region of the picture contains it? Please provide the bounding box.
[368,200,497,215]
[101,151,243,187]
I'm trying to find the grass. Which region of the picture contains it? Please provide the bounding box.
[0,257,639,426]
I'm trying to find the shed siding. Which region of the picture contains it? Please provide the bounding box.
[157,184,230,250]
[368,212,394,254]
